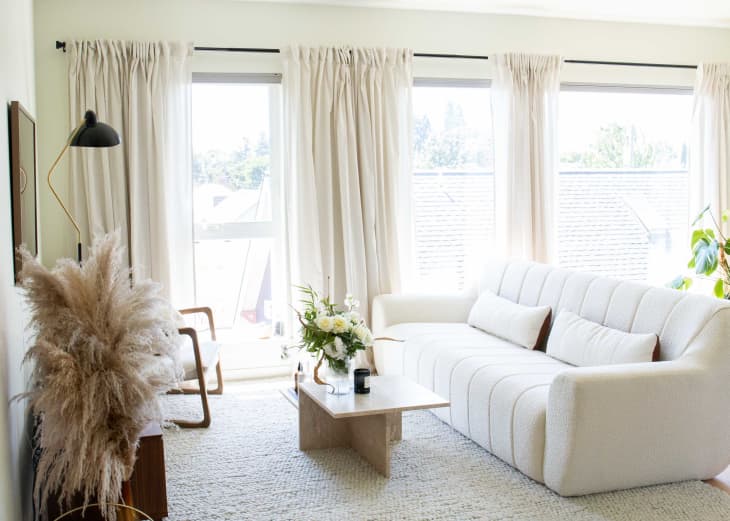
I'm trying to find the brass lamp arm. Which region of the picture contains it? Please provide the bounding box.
[47,119,84,261]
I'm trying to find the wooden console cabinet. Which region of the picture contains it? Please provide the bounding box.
[42,423,168,520]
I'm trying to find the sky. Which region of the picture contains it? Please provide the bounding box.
[192,83,272,153]
[558,90,693,155]
[193,83,693,167]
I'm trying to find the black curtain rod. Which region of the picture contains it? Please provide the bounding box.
[184,46,491,61]
[55,41,698,69]
[564,58,697,70]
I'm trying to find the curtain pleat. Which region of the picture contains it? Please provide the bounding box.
[67,40,194,306]
[691,63,730,231]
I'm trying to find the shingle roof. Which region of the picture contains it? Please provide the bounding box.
[413,170,688,290]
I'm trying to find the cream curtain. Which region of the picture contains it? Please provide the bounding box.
[281,46,413,336]
[68,40,194,306]
[691,63,730,231]
[491,53,562,263]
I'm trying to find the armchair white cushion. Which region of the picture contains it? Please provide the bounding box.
[179,336,222,380]
[372,259,730,496]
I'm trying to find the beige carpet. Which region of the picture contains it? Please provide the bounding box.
[161,385,730,521]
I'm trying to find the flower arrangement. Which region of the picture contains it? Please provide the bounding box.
[295,285,373,383]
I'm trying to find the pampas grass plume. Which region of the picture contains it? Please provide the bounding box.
[19,233,181,520]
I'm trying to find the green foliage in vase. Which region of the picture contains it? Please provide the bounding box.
[294,285,373,372]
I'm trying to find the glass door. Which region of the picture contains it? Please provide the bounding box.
[192,77,285,374]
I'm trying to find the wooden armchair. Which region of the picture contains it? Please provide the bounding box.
[169,307,224,428]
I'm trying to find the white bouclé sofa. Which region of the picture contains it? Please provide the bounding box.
[371,259,730,496]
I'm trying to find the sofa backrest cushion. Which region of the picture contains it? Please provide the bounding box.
[467,290,552,350]
[546,310,659,366]
[476,259,730,361]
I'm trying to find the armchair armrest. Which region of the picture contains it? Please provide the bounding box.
[178,326,203,373]
[179,306,216,341]
[371,293,476,335]
[544,360,730,496]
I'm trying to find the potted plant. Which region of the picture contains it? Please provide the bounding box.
[669,204,730,298]
[293,286,373,394]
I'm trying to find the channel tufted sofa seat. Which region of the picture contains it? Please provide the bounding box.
[371,259,730,496]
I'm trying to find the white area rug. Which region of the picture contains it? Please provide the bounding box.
[161,387,730,521]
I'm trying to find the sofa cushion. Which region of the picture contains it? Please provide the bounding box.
[374,322,501,376]
[546,311,658,367]
[467,290,551,350]
[430,343,570,483]
[381,321,571,484]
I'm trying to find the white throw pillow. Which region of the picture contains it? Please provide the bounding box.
[546,310,659,366]
[467,291,552,350]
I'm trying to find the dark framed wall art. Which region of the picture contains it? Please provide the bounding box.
[9,100,38,283]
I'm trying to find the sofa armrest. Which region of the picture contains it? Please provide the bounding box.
[371,293,476,335]
[544,360,730,496]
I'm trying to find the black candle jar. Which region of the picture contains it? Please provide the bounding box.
[354,368,371,394]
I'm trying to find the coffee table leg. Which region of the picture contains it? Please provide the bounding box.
[348,414,390,478]
[298,391,348,450]
[387,411,402,441]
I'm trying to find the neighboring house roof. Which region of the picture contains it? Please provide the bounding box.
[413,170,688,290]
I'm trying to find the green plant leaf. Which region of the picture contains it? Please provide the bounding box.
[693,237,719,275]
[668,276,684,290]
[668,275,693,291]
[714,278,725,298]
[692,204,711,226]
[688,257,696,269]
[722,209,730,222]
[724,239,730,255]
[691,229,706,248]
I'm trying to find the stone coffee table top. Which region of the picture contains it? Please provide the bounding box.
[298,375,449,418]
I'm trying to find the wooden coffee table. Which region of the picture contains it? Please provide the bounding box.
[297,375,449,477]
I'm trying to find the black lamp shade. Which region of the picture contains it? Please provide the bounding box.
[69,110,121,148]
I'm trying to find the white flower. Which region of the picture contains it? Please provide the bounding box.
[323,341,337,359]
[352,324,373,346]
[315,315,334,332]
[347,311,361,324]
[324,336,348,360]
[344,293,360,310]
[332,315,350,334]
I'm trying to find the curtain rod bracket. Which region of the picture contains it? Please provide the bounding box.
[56,40,66,53]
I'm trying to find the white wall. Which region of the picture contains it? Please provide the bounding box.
[1,0,36,520]
[34,0,730,264]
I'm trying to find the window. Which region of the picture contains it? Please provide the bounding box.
[192,77,283,359]
[411,82,494,292]
[558,87,692,284]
